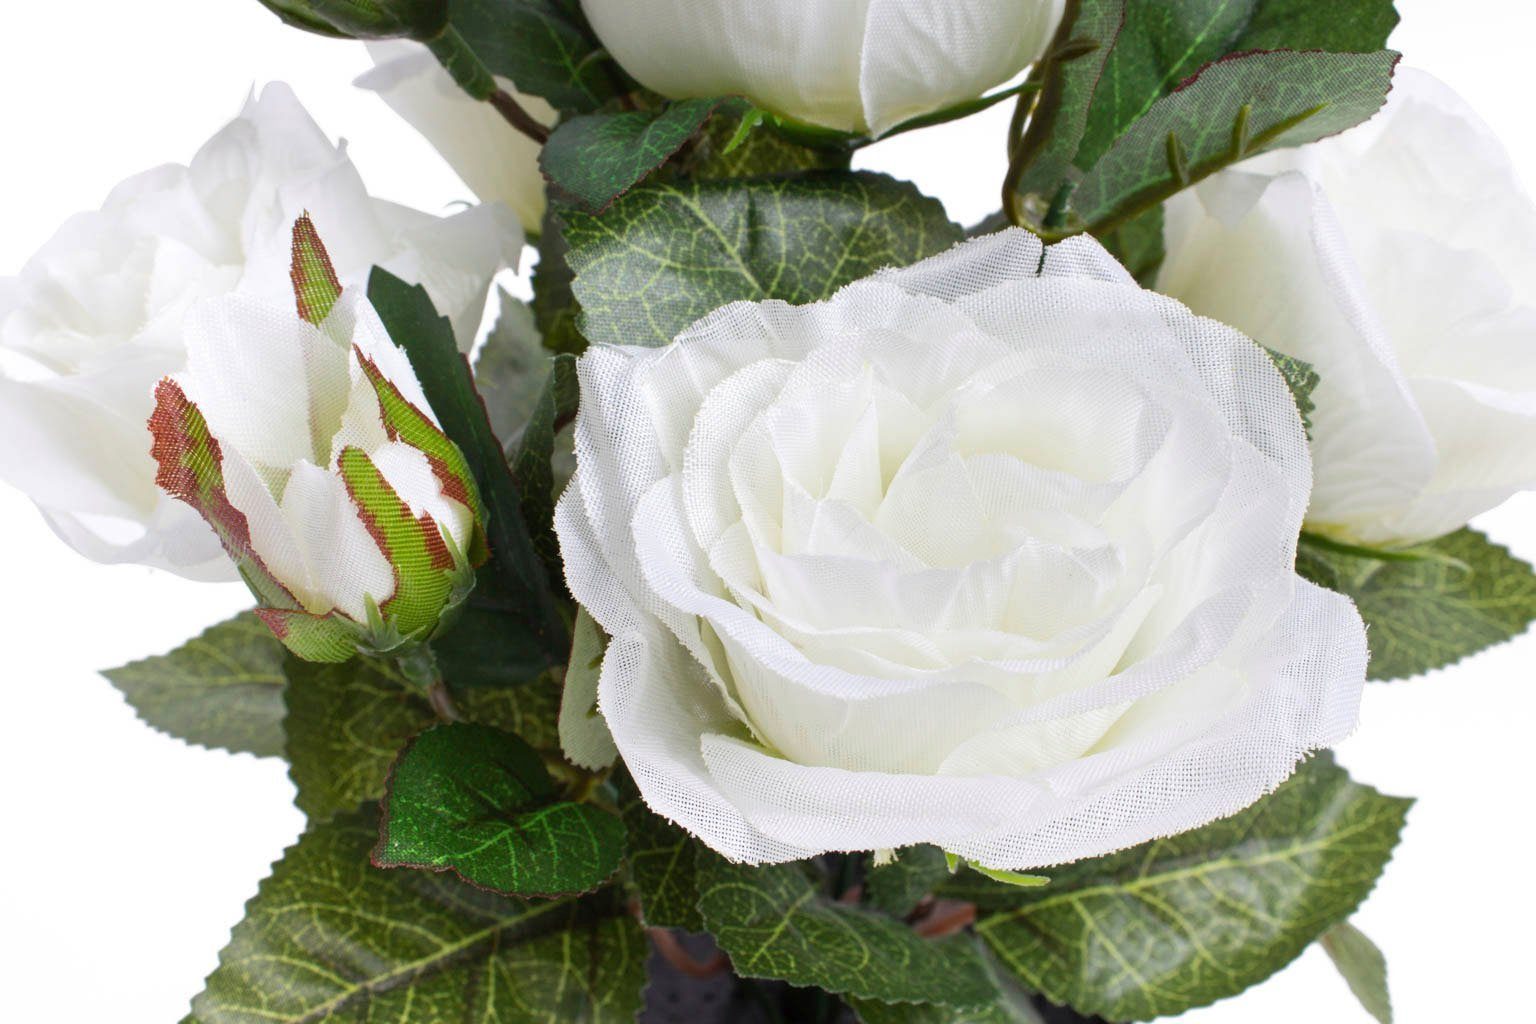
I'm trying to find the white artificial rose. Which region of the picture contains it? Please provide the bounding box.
[1159,68,1536,548]
[556,228,1367,869]
[578,0,1065,137]
[0,83,520,579]
[357,41,556,233]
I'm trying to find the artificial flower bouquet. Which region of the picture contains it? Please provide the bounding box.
[6,1,1533,1021]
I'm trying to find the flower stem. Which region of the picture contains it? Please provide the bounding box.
[426,26,550,145]
[394,645,462,722]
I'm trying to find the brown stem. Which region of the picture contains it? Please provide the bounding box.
[649,928,730,979]
[488,88,552,145]
[426,680,463,723]
[911,899,978,939]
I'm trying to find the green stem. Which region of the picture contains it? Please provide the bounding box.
[394,645,461,722]
[1299,531,1472,572]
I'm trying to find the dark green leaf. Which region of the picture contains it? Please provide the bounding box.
[1321,921,1392,1024]
[376,723,625,897]
[258,0,447,40]
[695,854,995,1009]
[368,268,568,666]
[1233,0,1399,53]
[564,173,962,348]
[447,0,624,112]
[619,783,704,931]
[186,809,646,1023]
[1079,0,1398,169]
[542,99,723,213]
[1011,0,1127,215]
[472,291,547,445]
[1011,1,1399,233]
[682,107,852,180]
[510,353,578,591]
[531,207,587,355]
[973,754,1410,1021]
[848,944,1047,1024]
[1095,204,1164,285]
[1265,348,1319,438]
[1070,49,1399,230]
[1297,528,1536,681]
[102,612,286,757]
[284,654,561,822]
[865,845,951,919]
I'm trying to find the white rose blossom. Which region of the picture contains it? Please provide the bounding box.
[0,84,520,579]
[578,0,1066,138]
[1159,68,1536,548]
[357,41,556,233]
[556,228,1367,869]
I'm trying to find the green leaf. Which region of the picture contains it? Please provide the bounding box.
[284,654,561,823]
[102,612,286,757]
[1321,921,1392,1024]
[1012,0,1399,232]
[541,98,723,213]
[1297,528,1536,681]
[1095,203,1165,285]
[256,0,448,41]
[619,779,704,931]
[563,172,962,348]
[1232,0,1400,52]
[681,106,852,180]
[531,207,587,355]
[1010,0,1127,217]
[866,845,951,919]
[510,352,578,591]
[558,608,618,771]
[695,854,996,1009]
[973,754,1410,1021]
[186,809,646,1023]
[376,722,625,897]
[368,268,568,667]
[1265,347,1319,438]
[1069,49,1400,231]
[1078,0,1399,169]
[447,0,625,112]
[848,945,1047,1024]
[472,291,548,445]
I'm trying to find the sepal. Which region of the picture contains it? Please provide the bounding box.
[254,608,361,663]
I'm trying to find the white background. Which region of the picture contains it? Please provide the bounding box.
[1,2,1532,1021]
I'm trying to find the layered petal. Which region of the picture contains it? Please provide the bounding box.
[1161,68,1536,546]
[0,82,515,577]
[579,0,1060,136]
[558,228,1366,869]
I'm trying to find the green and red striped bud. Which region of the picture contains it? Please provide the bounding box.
[149,214,483,663]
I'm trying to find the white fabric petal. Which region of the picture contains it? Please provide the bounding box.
[359,41,553,233]
[1161,67,1536,546]
[581,0,1059,135]
[279,460,395,621]
[1,82,513,578]
[558,227,1366,869]
[859,0,1065,137]
[580,0,871,132]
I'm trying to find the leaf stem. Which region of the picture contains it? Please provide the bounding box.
[487,89,552,145]
[426,26,550,145]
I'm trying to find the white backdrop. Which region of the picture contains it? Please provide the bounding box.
[1,2,1532,1021]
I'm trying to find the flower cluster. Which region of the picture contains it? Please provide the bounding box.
[9,2,1536,1020]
